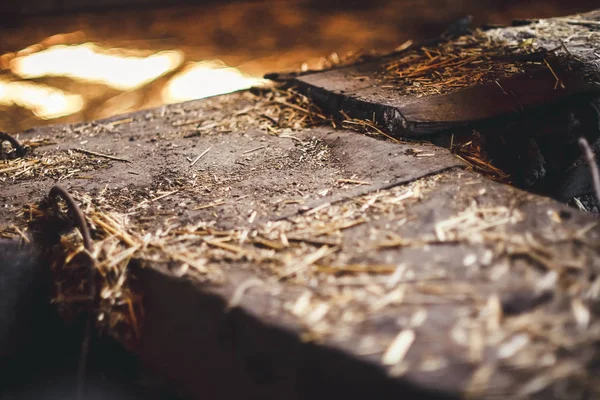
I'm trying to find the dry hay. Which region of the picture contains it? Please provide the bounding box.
[0,224,29,242]
[21,175,433,345]
[266,175,600,397]
[4,16,599,398]
[23,187,233,345]
[381,13,600,98]
[168,82,405,146]
[0,150,111,183]
[0,84,334,186]
[26,195,144,346]
[339,110,405,144]
[19,162,600,397]
[336,119,513,184]
[382,29,568,98]
[450,131,512,184]
[169,84,331,138]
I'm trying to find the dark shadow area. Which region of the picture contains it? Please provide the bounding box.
[0,240,183,400]
[436,94,600,211]
[134,265,460,400]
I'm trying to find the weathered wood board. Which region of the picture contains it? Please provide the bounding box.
[291,11,600,137]
[0,95,461,230]
[2,84,600,400]
[283,10,600,207]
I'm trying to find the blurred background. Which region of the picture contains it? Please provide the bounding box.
[0,0,596,133]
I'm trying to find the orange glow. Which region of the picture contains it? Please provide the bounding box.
[162,60,265,103]
[10,43,184,91]
[0,78,84,119]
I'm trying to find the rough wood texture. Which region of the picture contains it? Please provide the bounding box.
[285,10,600,206]
[0,95,461,230]
[2,86,600,399]
[132,170,600,400]
[293,10,600,137]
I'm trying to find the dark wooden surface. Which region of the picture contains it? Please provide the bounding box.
[2,10,600,400]
[2,86,600,399]
[293,10,600,138]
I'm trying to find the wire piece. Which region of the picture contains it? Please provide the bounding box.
[0,132,28,157]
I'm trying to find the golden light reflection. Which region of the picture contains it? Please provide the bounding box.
[10,43,184,91]
[162,60,265,103]
[0,79,84,119]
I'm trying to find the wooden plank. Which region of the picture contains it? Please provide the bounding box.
[0,94,462,231]
[2,87,600,399]
[128,170,600,399]
[293,10,600,137]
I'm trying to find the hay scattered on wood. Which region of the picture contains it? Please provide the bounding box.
[451,132,512,184]
[27,196,144,346]
[0,151,111,183]
[0,83,336,185]
[339,111,403,144]
[382,30,559,98]
[170,84,331,138]
[21,156,600,397]
[0,224,29,242]
[7,16,600,393]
